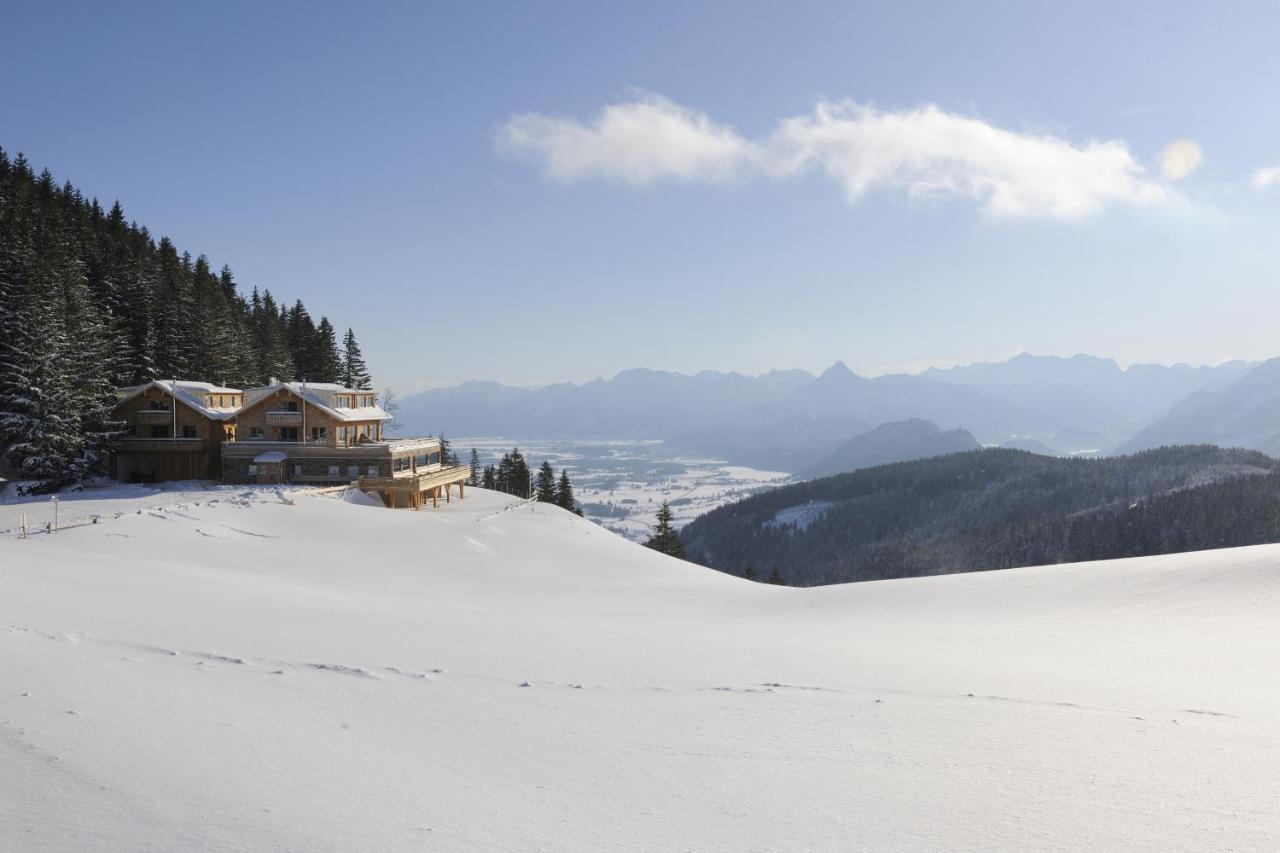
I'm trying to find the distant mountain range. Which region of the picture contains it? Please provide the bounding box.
[681,446,1280,586]
[398,353,1264,473]
[1117,357,1280,456]
[801,419,980,478]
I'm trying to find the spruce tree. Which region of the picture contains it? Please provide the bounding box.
[481,464,496,490]
[342,328,372,389]
[285,300,317,380]
[310,317,343,383]
[256,290,294,382]
[535,460,556,503]
[644,501,684,558]
[494,447,530,497]
[556,469,581,515]
[468,448,481,487]
[439,433,459,466]
[766,569,786,586]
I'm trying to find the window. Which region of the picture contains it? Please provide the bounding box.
[367,465,379,476]
[283,401,299,412]
[150,425,171,438]
[327,465,339,477]
[311,426,327,441]
[249,426,264,439]
[279,427,299,441]
[149,400,170,411]
[181,425,198,438]
[248,464,257,476]
[347,465,359,478]
[294,464,303,477]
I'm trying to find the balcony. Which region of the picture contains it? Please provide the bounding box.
[135,410,175,425]
[118,437,205,453]
[264,410,303,424]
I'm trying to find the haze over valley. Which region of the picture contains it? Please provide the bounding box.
[406,352,1267,474]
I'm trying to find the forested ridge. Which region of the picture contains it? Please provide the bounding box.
[681,446,1280,585]
[0,148,373,490]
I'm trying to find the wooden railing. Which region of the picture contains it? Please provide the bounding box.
[359,465,469,493]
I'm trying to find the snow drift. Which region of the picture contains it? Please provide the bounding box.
[1,484,1277,851]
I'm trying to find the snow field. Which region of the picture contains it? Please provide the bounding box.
[1,485,1278,851]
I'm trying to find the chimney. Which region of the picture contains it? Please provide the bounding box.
[268,376,279,386]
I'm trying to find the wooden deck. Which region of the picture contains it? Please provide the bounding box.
[358,465,469,509]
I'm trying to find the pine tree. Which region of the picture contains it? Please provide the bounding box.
[644,501,684,558]
[256,290,294,382]
[535,460,556,503]
[285,300,317,380]
[310,317,343,383]
[556,469,581,515]
[342,328,372,389]
[494,447,530,497]
[439,433,459,466]
[766,569,786,585]
[481,464,496,490]
[0,268,83,491]
[468,448,481,486]
[744,565,756,581]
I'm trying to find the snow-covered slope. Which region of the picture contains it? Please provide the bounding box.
[2,485,1278,852]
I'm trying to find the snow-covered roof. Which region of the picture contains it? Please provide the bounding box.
[253,451,287,464]
[168,380,241,394]
[116,380,243,422]
[281,382,358,392]
[240,382,392,423]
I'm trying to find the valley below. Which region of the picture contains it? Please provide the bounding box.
[460,436,794,540]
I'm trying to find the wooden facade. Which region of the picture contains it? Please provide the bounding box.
[111,382,239,482]
[109,379,470,510]
[234,385,384,447]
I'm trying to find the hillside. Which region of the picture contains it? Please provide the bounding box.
[3,484,1279,851]
[681,446,1280,585]
[801,418,980,478]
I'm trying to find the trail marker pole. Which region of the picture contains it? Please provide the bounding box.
[51,495,58,533]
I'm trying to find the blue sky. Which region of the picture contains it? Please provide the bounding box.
[3,1,1280,391]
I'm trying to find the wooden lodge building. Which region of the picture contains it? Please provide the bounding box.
[110,379,468,509]
[111,380,241,482]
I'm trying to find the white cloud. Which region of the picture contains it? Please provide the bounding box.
[1159,139,1202,181]
[495,93,756,186]
[497,94,1174,220]
[768,101,1168,220]
[1251,165,1280,189]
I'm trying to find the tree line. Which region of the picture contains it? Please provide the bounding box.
[680,445,1280,586]
[0,148,373,490]
[465,445,581,514]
